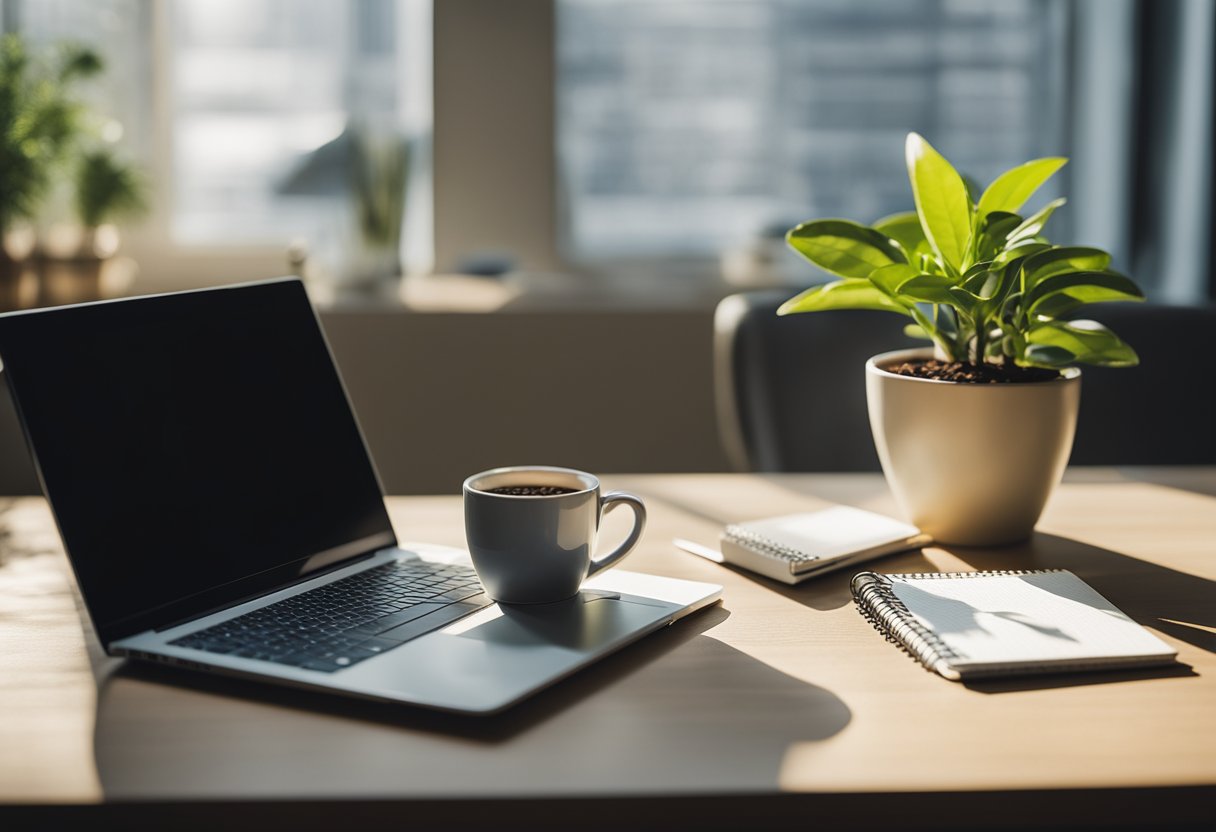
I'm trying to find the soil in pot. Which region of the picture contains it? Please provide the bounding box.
[886,359,1060,384]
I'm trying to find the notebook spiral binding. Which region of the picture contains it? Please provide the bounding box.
[723,525,814,564]
[871,570,1060,580]
[849,570,1062,674]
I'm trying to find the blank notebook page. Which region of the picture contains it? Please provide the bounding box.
[738,507,922,559]
[889,571,1175,667]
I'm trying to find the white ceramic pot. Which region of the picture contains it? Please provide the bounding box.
[866,348,1081,546]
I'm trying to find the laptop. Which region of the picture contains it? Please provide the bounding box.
[0,277,720,715]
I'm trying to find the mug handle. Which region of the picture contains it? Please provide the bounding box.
[587,491,647,577]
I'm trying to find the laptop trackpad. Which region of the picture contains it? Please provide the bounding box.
[335,577,712,713]
[450,590,671,651]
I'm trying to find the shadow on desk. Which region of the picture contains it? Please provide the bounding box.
[92,605,736,743]
[731,527,1214,692]
[89,604,853,800]
[947,532,1212,692]
[750,522,1216,656]
[956,533,1216,656]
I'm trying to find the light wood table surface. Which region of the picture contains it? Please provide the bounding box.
[1,469,1214,830]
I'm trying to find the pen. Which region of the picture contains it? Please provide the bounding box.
[672,538,725,564]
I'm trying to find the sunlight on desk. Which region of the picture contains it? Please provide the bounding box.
[0,500,101,802]
[1,472,1213,827]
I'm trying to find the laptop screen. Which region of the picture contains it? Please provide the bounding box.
[0,279,397,645]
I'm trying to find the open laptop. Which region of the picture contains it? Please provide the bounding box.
[0,277,720,715]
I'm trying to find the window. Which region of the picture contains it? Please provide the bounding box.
[169,0,357,243]
[166,1,428,250]
[2,0,431,284]
[557,0,1069,261]
[4,0,153,220]
[6,0,1213,303]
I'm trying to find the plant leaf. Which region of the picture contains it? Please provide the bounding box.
[1025,270,1143,314]
[873,211,928,257]
[981,210,1023,240]
[1022,344,1077,367]
[975,271,1002,300]
[961,262,995,295]
[946,285,982,314]
[1024,320,1139,367]
[977,211,1023,262]
[1008,197,1066,242]
[867,263,920,299]
[905,132,972,274]
[786,219,906,279]
[960,262,1012,322]
[898,274,961,306]
[977,157,1067,216]
[1031,293,1084,319]
[1033,287,1145,317]
[1023,247,1113,291]
[903,323,930,340]
[777,279,911,316]
[994,241,1051,268]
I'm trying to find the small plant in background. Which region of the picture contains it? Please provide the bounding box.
[0,34,145,262]
[73,146,147,261]
[351,128,409,252]
[0,34,102,237]
[75,147,147,231]
[778,132,1144,375]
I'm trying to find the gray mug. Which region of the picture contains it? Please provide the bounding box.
[463,466,647,605]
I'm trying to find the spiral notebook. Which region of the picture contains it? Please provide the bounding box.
[674,507,931,585]
[851,570,1177,681]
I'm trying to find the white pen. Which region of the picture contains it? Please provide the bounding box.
[672,538,725,564]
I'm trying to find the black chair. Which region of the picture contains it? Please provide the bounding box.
[713,291,917,472]
[1067,303,1216,465]
[714,292,1216,472]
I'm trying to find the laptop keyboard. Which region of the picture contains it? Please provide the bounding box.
[169,560,489,673]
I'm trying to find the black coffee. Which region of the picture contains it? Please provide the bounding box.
[486,485,578,497]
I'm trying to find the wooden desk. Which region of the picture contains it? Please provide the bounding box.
[2,469,1214,830]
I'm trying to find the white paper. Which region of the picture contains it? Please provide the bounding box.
[737,506,922,561]
[890,571,1175,668]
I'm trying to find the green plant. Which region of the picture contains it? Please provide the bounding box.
[778,133,1144,369]
[351,127,409,249]
[75,147,147,229]
[0,34,102,234]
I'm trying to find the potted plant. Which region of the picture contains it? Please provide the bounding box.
[38,146,147,305]
[779,133,1144,545]
[74,147,148,259]
[277,120,411,294]
[0,35,101,282]
[0,34,144,309]
[349,125,409,286]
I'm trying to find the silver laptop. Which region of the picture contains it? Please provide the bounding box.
[0,278,720,715]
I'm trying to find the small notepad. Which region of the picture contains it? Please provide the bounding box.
[702,507,930,584]
[851,570,1177,681]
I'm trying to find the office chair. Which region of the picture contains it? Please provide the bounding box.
[714,293,1216,472]
[1067,303,1216,465]
[713,291,917,472]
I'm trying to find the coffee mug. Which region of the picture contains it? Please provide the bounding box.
[463,465,647,604]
